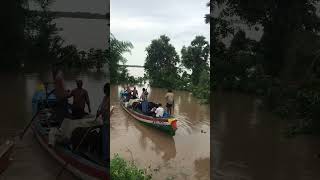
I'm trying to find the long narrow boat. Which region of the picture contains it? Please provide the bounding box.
[31,109,108,180]
[0,140,14,174]
[120,100,178,135]
[31,88,111,180]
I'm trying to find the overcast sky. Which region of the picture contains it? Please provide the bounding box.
[111,0,209,66]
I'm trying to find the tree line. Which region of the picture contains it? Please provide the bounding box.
[1,0,107,72]
[144,35,210,103]
[210,0,320,135]
[108,33,210,103]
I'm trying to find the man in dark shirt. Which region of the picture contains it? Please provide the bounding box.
[68,80,91,118]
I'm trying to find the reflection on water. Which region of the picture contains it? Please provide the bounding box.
[213,92,320,180]
[110,85,210,180]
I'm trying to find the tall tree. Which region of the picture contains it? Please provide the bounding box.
[181,36,209,85]
[213,0,320,77]
[144,35,180,88]
[26,0,63,66]
[107,34,133,83]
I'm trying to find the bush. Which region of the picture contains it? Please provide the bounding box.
[110,154,152,180]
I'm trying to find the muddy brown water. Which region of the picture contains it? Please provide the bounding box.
[213,92,320,180]
[0,71,108,180]
[110,85,210,180]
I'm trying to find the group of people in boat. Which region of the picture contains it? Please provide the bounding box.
[36,69,109,164]
[120,86,175,118]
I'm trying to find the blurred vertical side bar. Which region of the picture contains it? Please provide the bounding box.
[105,0,110,179]
[209,0,214,179]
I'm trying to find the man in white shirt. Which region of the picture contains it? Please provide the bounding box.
[155,103,164,118]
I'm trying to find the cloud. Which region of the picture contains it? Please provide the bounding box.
[111,0,209,66]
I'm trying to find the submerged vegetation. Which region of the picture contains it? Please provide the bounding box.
[210,0,320,134]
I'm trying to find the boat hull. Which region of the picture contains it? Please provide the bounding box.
[0,141,14,174]
[120,102,177,135]
[32,115,108,180]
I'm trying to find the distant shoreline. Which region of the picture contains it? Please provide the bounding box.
[28,10,109,20]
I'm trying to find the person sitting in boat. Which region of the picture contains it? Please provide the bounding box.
[135,101,142,111]
[127,98,140,108]
[155,103,164,118]
[148,102,157,111]
[132,87,138,99]
[146,104,158,117]
[140,88,149,114]
[67,80,91,119]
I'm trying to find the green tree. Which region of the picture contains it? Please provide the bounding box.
[144,35,180,88]
[107,34,133,83]
[213,0,320,77]
[181,36,209,85]
[93,49,105,71]
[25,0,63,67]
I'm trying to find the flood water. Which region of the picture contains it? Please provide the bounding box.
[0,71,109,179]
[213,92,320,180]
[110,85,210,180]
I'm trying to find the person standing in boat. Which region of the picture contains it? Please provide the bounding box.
[140,88,149,114]
[67,80,91,119]
[126,86,132,101]
[165,89,174,115]
[54,69,70,124]
[96,83,110,165]
[132,87,138,99]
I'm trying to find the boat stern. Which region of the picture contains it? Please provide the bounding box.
[168,118,178,131]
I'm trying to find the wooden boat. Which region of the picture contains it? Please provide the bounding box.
[0,140,14,174]
[31,94,112,180]
[120,100,178,135]
[31,109,108,180]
